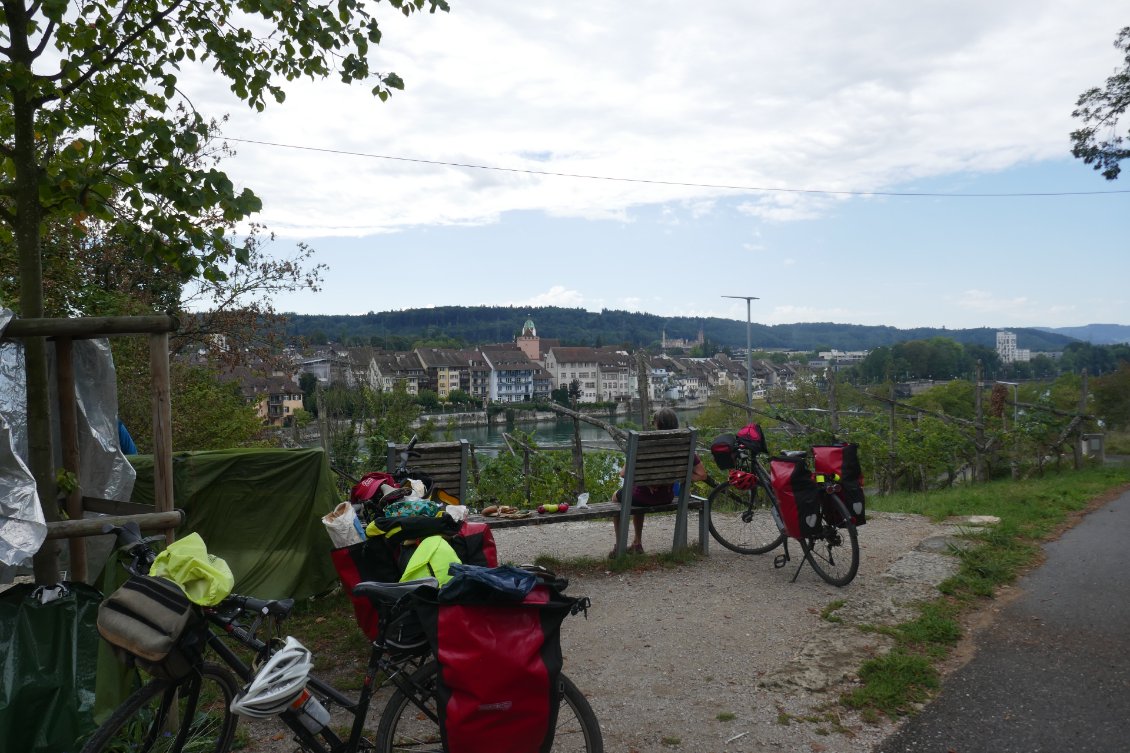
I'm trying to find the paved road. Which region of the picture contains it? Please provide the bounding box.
[875,488,1130,753]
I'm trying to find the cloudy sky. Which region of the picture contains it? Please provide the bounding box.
[188,1,1128,330]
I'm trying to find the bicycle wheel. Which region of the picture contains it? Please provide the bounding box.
[707,480,785,555]
[376,662,603,752]
[799,494,860,587]
[79,662,239,753]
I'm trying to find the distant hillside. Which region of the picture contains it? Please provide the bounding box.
[281,306,1080,352]
[1036,324,1130,345]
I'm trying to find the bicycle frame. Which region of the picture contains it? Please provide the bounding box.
[203,599,437,753]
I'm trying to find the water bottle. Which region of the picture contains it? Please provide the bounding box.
[289,688,330,734]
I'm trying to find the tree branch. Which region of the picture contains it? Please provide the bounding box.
[30,17,56,58]
[39,0,188,102]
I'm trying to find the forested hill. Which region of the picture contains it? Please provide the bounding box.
[281,306,1080,352]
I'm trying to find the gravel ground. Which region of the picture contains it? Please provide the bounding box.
[485,510,966,753]
[234,508,970,752]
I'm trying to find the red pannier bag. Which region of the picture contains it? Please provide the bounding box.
[331,520,499,639]
[410,567,584,753]
[811,443,867,526]
[330,537,402,640]
[769,455,821,539]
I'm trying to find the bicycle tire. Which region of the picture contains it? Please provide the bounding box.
[799,493,860,587]
[707,480,785,555]
[375,662,603,752]
[79,662,239,753]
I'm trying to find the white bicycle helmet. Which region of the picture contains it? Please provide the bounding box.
[230,636,313,718]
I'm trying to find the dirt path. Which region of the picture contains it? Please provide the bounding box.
[487,510,968,752]
[243,510,969,752]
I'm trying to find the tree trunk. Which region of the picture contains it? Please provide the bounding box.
[10,14,61,582]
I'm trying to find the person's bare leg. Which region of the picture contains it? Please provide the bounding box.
[632,512,645,550]
[610,497,624,556]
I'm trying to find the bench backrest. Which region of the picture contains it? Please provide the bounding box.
[622,427,698,489]
[386,439,470,502]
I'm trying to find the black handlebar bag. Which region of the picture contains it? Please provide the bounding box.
[410,566,583,753]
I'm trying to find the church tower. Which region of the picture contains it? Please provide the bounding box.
[516,316,540,360]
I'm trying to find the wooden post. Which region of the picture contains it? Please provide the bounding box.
[1074,370,1088,469]
[571,415,584,495]
[149,332,175,544]
[523,446,531,505]
[974,361,985,483]
[888,383,897,494]
[636,352,650,427]
[56,337,87,582]
[317,387,329,456]
[827,361,840,435]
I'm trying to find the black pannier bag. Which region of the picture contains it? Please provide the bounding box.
[769,455,822,539]
[710,433,738,469]
[96,575,206,681]
[711,423,769,470]
[331,519,499,640]
[410,566,585,753]
[812,443,867,526]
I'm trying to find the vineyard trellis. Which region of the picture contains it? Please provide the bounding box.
[694,363,1098,494]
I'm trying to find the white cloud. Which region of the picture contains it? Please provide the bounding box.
[188,1,1126,238]
[508,286,586,308]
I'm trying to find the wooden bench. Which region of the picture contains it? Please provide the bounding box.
[468,428,711,557]
[386,439,471,503]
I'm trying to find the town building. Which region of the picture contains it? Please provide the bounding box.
[996,331,1031,363]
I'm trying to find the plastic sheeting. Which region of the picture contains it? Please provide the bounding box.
[0,308,136,573]
[0,414,44,567]
[0,309,44,568]
[63,338,135,504]
[129,448,340,600]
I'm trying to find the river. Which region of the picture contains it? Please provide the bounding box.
[442,408,703,455]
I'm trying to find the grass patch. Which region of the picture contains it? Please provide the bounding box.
[715,711,736,722]
[842,650,939,720]
[842,464,1130,720]
[821,599,846,623]
[661,735,682,746]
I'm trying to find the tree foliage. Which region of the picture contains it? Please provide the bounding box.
[1071,26,1130,180]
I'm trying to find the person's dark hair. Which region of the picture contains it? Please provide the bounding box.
[652,407,679,430]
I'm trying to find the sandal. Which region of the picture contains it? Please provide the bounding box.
[629,543,644,554]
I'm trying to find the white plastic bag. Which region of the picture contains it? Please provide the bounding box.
[576,492,590,509]
[322,501,363,548]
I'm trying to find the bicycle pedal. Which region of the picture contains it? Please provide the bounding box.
[773,553,790,569]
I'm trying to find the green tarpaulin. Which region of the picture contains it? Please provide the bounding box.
[0,583,101,753]
[129,447,340,600]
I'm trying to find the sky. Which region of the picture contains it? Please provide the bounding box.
[183,1,1129,331]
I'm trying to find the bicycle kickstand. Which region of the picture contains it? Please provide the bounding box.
[773,540,808,583]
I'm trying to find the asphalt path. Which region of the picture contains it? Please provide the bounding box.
[875,487,1130,753]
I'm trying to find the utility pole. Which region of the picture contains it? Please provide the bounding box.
[722,295,759,407]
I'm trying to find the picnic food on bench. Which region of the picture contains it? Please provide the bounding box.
[537,503,570,515]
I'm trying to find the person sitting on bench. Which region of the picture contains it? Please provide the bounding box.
[610,408,707,557]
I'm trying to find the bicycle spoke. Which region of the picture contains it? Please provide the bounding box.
[799,495,860,587]
[708,481,784,555]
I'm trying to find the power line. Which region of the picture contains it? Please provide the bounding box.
[224,136,1130,198]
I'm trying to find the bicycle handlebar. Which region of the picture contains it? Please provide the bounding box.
[102,522,158,577]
